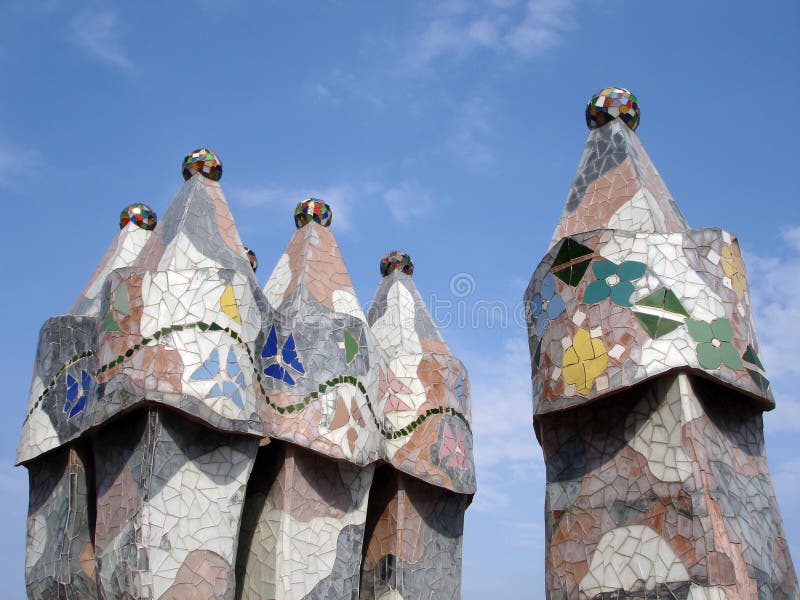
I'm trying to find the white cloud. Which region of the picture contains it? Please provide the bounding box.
[305,82,334,101]
[746,226,800,431]
[383,181,435,222]
[404,0,577,71]
[69,10,131,69]
[449,96,495,165]
[307,70,385,111]
[506,0,576,58]
[231,180,437,231]
[232,184,362,232]
[461,332,544,528]
[467,335,541,471]
[747,229,800,380]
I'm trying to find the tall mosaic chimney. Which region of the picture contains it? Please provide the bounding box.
[524,88,798,598]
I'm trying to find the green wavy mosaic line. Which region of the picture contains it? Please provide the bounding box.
[26,320,472,439]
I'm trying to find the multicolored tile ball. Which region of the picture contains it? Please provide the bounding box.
[586,87,640,131]
[182,148,223,181]
[119,203,157,231]
[244,246,258,272]
[380,251,414,277]
[294,198,332,228]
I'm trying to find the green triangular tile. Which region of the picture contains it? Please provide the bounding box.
[635,287,688,317]
[654,317,684,338]
[634,312,660,338]
[101,312,120,333]
[553,238,593,267]
[636,288,667,309]
[113,283,130,314]
[745,368,770,393]
[553,259,591,286]
[344,329,359,364]
[742,344,764,370]
[662,289,689,317]
[634,312,684,339]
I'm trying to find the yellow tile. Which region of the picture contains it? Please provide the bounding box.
[220,285,241,324]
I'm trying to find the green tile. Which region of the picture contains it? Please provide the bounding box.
[634,312,683,339]
[553,238,594,266]
[687,319,713,343]
[710,318,733,343]
[634,312,660,338]
[553,259,591,286]
[637,288,666,309]
[742,344,764,369]
[719,343,743,370]
[745,368,770,392]
[697,343,722,370]
[344,330,359,364]
[662,289,689,316]
[101,312,120,332]
[113,284,130,314]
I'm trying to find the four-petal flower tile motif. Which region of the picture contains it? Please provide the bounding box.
[583,260,646,307]
[686,318,743,370]
[530,273,566,339]
[64,370,91,418]
[262,324,305,385]
[190,346,247,408]
[561,328,608,395]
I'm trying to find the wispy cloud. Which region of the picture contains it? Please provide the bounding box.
[305,70,385,110]
[449,95,495,165]
[305,81,336,103]
[404,0,577,71]
[383,181,435,222]
[69,10,131,69]
[233,184,363,232]
[506,0,576,58]
[468,336,538,469]
[0,137,38,187]
[231,180,436,231]
[747,225,800,432]
[466,334,542,512]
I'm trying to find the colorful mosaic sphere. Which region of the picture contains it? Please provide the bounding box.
[294,198,332,228]
[182,148,223,181]
[119,203,157,231]
[243,246,258,272]
[586,87,640,131]
[380,251,414,277]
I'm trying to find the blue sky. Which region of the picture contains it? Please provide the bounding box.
[1,1,798,597]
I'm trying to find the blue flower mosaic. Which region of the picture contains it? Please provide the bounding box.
[190,346,246,408]
[65,370,91,418]
[529,273,566,338]
[262,324,305,385]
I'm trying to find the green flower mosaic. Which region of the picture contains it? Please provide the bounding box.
[583,260,646,307]
[687,318,743,370]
